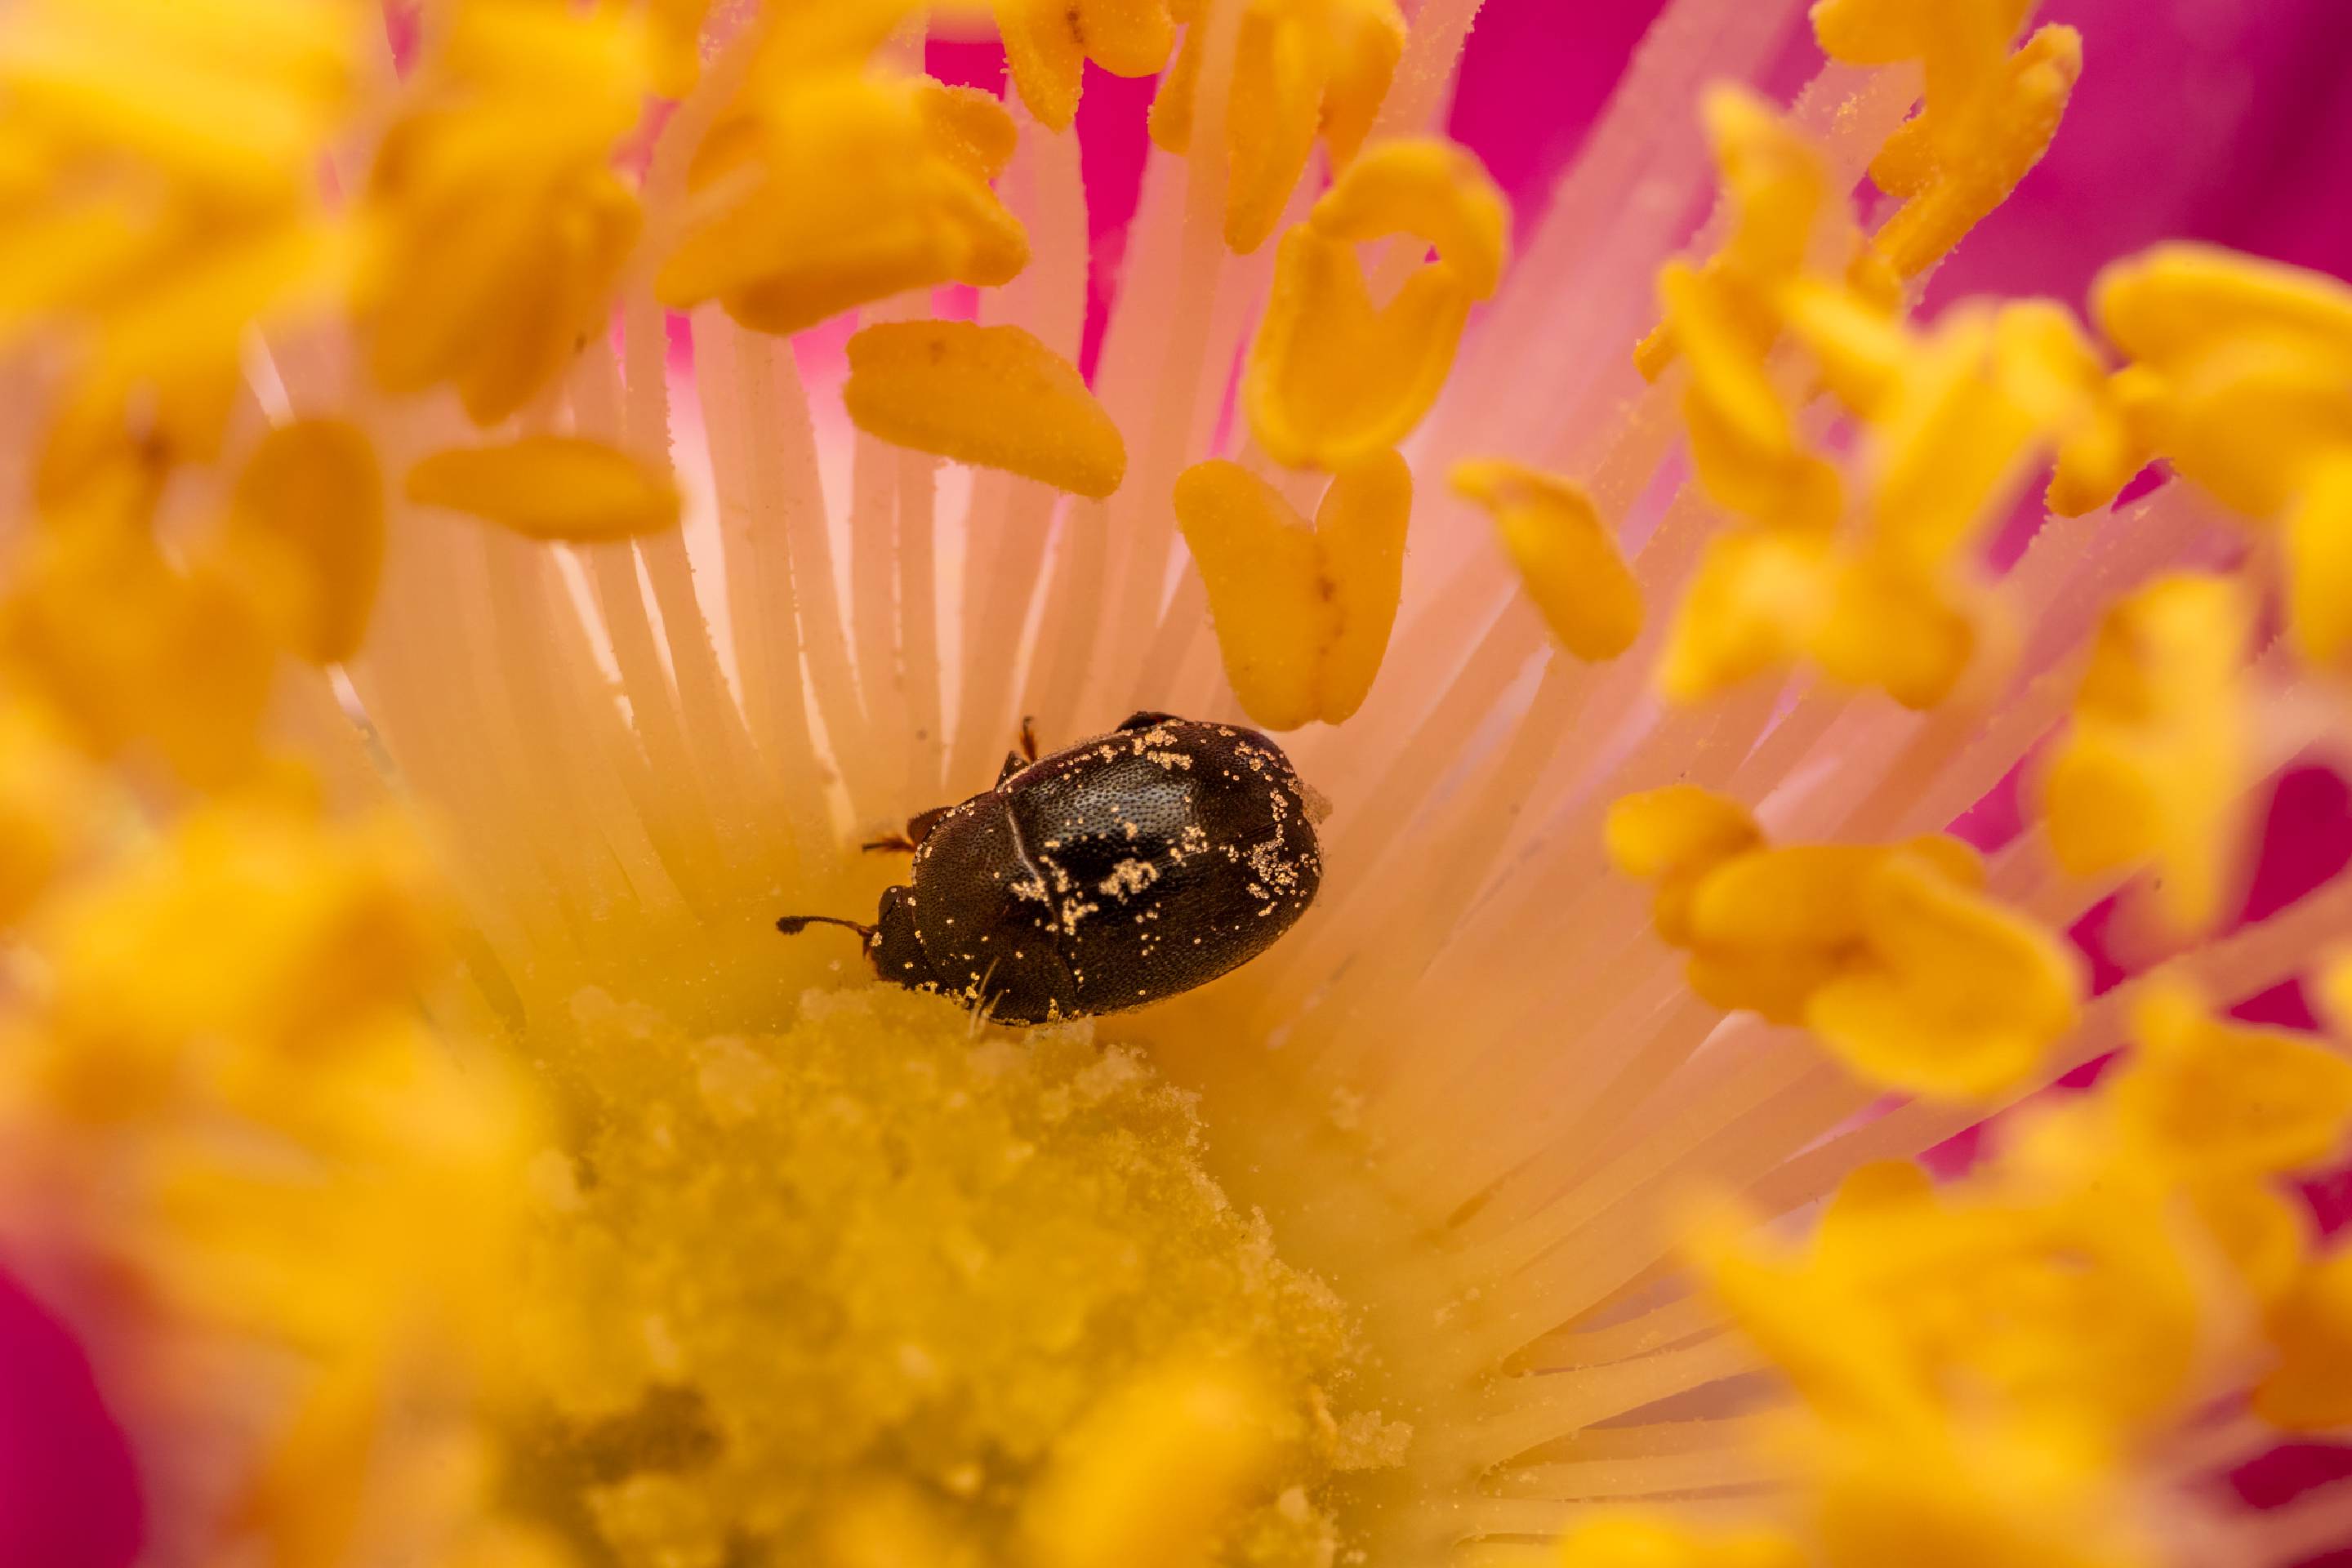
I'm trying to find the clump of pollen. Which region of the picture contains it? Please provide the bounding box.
[502,983,1405,1568]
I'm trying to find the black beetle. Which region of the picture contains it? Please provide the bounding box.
[777,712,1325,1023]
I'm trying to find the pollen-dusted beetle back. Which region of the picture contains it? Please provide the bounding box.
[777,712,1323,1023]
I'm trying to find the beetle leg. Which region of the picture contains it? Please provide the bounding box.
[774,913,875,942]
[1117,710,1178,732]
[864,804,952,853]
[1018,714,1040,761]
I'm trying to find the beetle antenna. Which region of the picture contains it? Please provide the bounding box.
[775,913,875,941]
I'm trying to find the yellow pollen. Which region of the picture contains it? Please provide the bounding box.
[998,0,1180,131]
[843,319,1129,499]
[1174,450,1410,728]
[216,420,384,666]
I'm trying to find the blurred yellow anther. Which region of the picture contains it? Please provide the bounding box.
[1780,275,1910,416]
[998,0,1178,131]
[1812,1422,2158,1568]
[1,488,278,786]
[1863,307,2037,570]
[359,3,648,425]
[1025,1361,1287,1568]
[2091,244,2352,667]
[217,420,383,666]
[1993,301,2146,516]
[2042,573,2252,931]
[0,0,359,495]
[0,698,93,929]
[34,799,437,1115]
[1307,137,1512,300]
[1806,849,2082,1099]
[2257,1245,2352,1431]
[1860,25,2083,285]
[1244,227,1472,470]
[844,320,1129,498]
[1612,795,2078,1096]
[1149,0,1406,253]
[2113,985,2352,1180]
[661,74,1027,336]
[1176,451,1411,728]
[1452,459,1642,661]
[1557,1513,1807,1568]
[1656,532,1829,702]
[405,437,684,541]
[1603,785,1765,948]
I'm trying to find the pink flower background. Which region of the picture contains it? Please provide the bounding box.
[11,1,2352,1558]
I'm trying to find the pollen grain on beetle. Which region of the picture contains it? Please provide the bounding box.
[0,2,2349,1568]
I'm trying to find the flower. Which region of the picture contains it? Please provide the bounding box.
[2,2,2351,1567]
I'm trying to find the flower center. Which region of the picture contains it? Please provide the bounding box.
[504,984,1416,1567]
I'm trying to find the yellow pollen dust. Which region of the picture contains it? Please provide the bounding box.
[1174,451,1410,729]
[843,320,1129,499]
[512,987,1388,1568]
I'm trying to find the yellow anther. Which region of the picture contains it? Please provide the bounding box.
[1175,450,1410,728]
[0,697,94,929]
[359,2,649,425]
[844,320,1128,498]
[1307,137,1512,300]
[39,800,437,1088]
[1806,550,1982,710]
[1864,25,2082,284]
[2285,452,2352,667]
[1805,849,2082,1099]
[2189,1178,2310,1307]
[1658,260,1844,533]
[0,0,359,198]
[1557,1514,1807,1568]
[2093,242,2352,377]
[2255,1245,2352,1432]
[1602,784,1763,947]
[0,491,277,786]
[1992,301,2145,517]
[1780,275,1912,418]
[2111,985,2352,1179]
[660,74,1028,337]
[1452,460,1642,662]
[1610,790,2057,1079]
[1023,1361,1286,1568]
[1810,0,2032,72]
[2139,332,2352,520]
[999,0,1178,131]
[1655,530,1830,702]
[919,78,1022,183]
[1863,307,2036,572]
[1243,226,1472,470]
[216,420,382,666]
[2041,572,2250,932]
[1636,87,1853,383]
[404,437,684,541]
[1149,0,1406,253]
[1703,84,1841,288]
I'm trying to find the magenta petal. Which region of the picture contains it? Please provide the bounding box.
[0,1272,143,1568]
